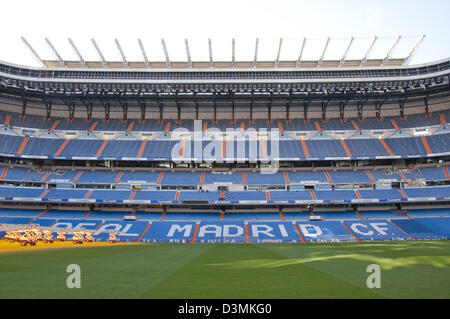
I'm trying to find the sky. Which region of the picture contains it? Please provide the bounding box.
[1,0,449,67]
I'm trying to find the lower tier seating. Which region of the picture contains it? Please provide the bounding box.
[1,208,448,243]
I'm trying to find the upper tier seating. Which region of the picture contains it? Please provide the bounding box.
[161,172,202,185]
[3,110,449,132]
[402,186,450,198]
[419,167,447,180]
[357,189,405,200]
[327,170,371,183]
[1,133,449,160]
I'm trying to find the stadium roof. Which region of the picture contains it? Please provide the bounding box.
[20,35,426,70]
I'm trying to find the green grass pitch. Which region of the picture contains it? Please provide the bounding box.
[0,241,449,299]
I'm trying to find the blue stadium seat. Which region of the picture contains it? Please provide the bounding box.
[327,170,371,183]
[179,191,221,202]
[415,217,450,238]
[203,172,242,184]
[314,210,359,220]
[164,212,221,221]
[195,221,247,243]
[161,172,202,185]
[4,167,28,181]
[77,170,119,184]
[343,220,410,241]
[120,171,161,184]
[43,210,88,219]
[0,208,43,218]
[225,212,280,220]
[87,211,129,220]
[0,217,33,224]
[139,221,197,243]
[43,189,89,200]
[248,221,300,243]
[0,186,44,198]
[403,186,450,198]
[358,189,404,200]
[89,190,133,201]
[134,211,164,220]
[314,190,357,201]
[269,191,313,201]
[245,171,285,185]
[345,139,389,157]
[59,139,104,157]
[133,191,176,202]
[282,212,311,220]
[295,221,356,242]
[391,219,441,240]
[287,171,328,183]
[419,167,447,180]
[358,210,404,219]
[404,209,450,218]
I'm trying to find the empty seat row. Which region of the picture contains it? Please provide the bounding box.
[3,110,448,132]
[1,133,450,159]
[0,186,448,202]
[2,166,448,184]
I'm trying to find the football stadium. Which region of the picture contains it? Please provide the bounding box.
[0,29,450,300]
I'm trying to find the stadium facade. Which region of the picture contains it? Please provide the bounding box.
[0,37,449,243]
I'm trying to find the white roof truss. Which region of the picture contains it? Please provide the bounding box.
[208,38,213,68]
[382,35,401,66]
[161,38,171,68]
[45,38,64,67]
[403,34,426,66]
[275,37,283,68]
[22,36,422,70]
[184,38,192,68]
[296,38,307,67]
[317,37,330,68]
[114,38,129,68]
[360,36,378,67]
[91,38,108,68]
[68,38,86,68]
[137,38,150,69]
[231,38,236,68]
[253,38,259,68]
[339,37,354,67]
[21,36,45,67]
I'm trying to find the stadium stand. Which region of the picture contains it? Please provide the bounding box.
[1,207,449,242]
[0,48,449,244]
[2,133,450,160]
